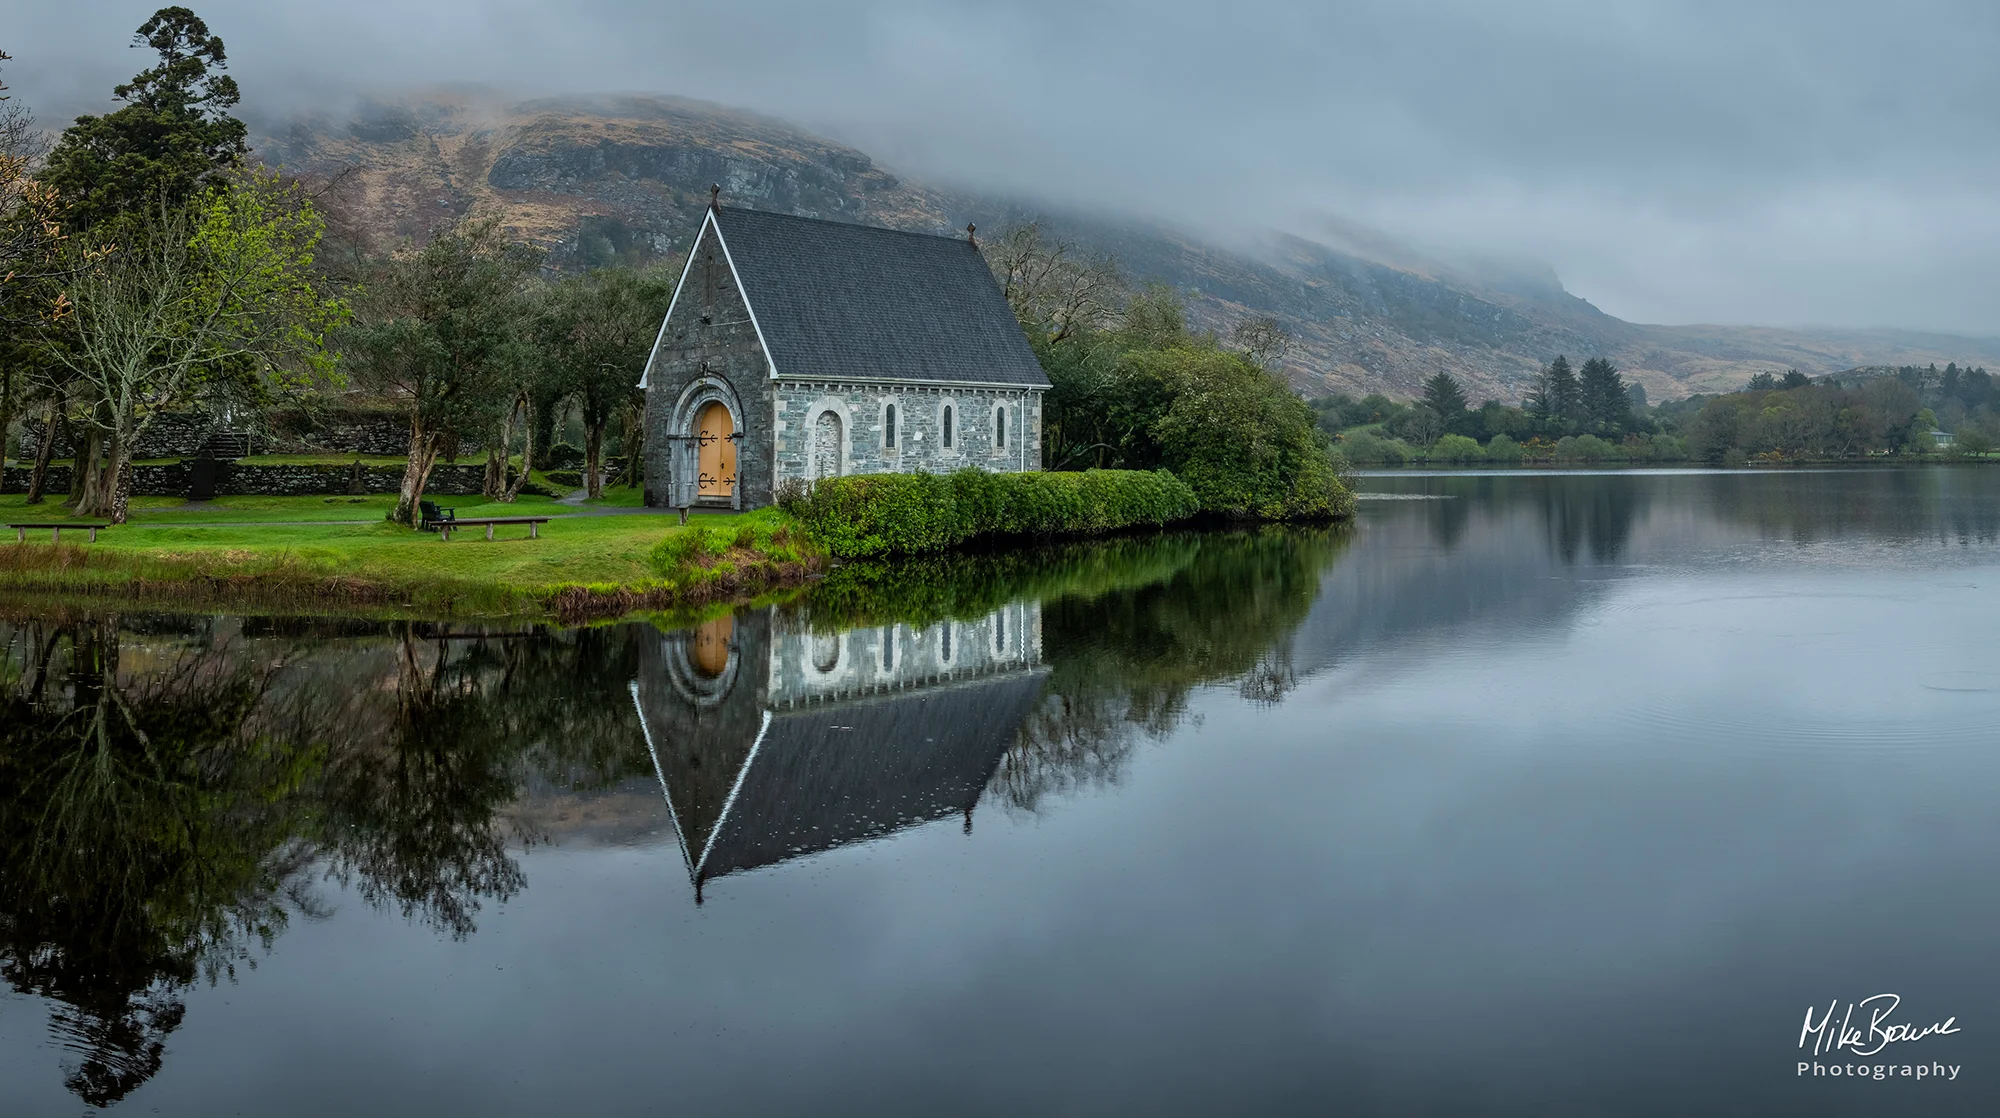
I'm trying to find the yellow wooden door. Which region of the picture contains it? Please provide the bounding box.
[691,613,734,678]
[697,402,735,499]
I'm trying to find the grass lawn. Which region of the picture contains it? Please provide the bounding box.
[583,485,646,508]
[0,492,572,524]
[0,503,817,620]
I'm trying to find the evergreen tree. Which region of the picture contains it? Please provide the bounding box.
[1779,369,1811,390]
[1578,356,1629,429]
[1546,355,1581,421]
[1524,365,1553,419]
[1421,370,1468,419]
[40,7,247,233]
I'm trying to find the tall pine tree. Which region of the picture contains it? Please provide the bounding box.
[1421,370,1468,419]
[41,7,247,233]
[1545,355,1581,422]
[1578,356,1629,430]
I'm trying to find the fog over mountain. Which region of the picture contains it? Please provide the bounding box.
[12,1,2000,334]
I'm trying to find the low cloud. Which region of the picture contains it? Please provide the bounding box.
[12,0,2000,331]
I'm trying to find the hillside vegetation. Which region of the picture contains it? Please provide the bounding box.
[255,90,2000,405]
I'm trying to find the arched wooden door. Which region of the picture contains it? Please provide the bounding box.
[690,613,734,678]
[696,401,735,500]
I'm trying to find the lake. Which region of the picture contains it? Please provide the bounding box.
[3,467,1997,1116]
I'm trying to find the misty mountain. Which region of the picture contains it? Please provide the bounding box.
[255,91,2000,403]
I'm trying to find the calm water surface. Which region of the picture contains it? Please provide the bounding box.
[4,468,1999,1116]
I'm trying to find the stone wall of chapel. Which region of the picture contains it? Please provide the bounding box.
[768,600,1044,707]
[773,383,1044,482]
[641,223,774,508]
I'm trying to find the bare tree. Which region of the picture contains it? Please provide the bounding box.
[1408,406,1445,453]
[48,172,346,521]
[1231,315,1291,369]
[982,221,1126,342]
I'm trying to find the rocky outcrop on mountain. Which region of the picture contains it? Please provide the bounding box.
[253,91,2000,402]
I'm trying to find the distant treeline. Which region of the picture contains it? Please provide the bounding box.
[1317,357,1999,466]
[1313,355,1662,464]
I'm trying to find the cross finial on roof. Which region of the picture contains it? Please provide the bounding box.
[966,222,977,249]
[710,184,720,212]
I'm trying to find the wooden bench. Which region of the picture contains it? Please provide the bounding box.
[9,522,110,543]
[439,516,552,542]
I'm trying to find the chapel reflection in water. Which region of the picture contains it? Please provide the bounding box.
[0,526,1351,1107]
[632,602,1049,901]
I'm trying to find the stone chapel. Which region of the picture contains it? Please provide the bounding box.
[639,200,1052,510]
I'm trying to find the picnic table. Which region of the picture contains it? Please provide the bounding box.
[439,516,552,542]
[9,521,110,543]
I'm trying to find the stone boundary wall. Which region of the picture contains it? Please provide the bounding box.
[1,463,488,498]
[192,463,491,497]
[22,415,223,461]
[276,420,413,457]
[24,415,493,461]
[1,465,75,494]
[268,415,488,457]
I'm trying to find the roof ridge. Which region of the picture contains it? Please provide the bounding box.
[717,205,975,247]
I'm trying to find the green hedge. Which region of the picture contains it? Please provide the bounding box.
[787,468,1200,558]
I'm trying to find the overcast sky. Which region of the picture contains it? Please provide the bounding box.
[11,1,2000,333]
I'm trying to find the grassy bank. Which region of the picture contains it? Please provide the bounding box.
[0,497,821,622]
[0,469,1332,622]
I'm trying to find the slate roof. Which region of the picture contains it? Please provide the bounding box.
[714,206,1051,388]
[654,669,1049,886]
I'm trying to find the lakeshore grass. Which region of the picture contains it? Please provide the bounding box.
[0,498,817,620]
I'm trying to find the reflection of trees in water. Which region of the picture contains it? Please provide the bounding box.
[1699,468,2000,546]
[1402,468,2000,561]
[0,620,317,1106]
[0,617,650,1107]
[1403,474,1649,565]
[1542,478,1646,565]
[985,527,1346,812]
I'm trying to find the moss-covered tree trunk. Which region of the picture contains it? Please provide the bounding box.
[392,418,444,528]
[76,426,131,523]
[0,365,15,486]
[498,395,534,504]
[616,402,644,490]
[583,421,604,499]
[23,403,61,504]
[66,428,96,504]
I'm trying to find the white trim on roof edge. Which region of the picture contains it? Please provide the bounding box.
[695,708,774,880]
[636,210,711,390]
[630,679,695,879]
[708,213,780,380]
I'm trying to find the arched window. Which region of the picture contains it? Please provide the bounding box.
[810,632,841,674]
[942,404,955,449]
[812,411,843,479]
[884,402,898,449]
[994,405,1007,450]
